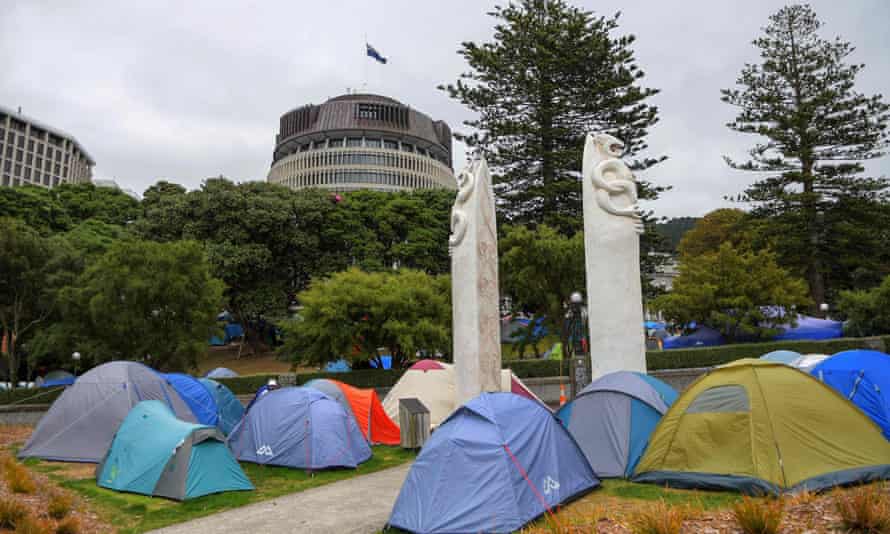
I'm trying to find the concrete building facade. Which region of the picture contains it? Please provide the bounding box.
[0,105,94,188]
[268,94,456,192]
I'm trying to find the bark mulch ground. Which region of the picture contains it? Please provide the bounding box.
[1,424,114,533]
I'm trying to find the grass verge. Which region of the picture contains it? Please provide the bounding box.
[28,446,415,534]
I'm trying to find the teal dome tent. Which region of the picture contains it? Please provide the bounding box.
[97,401,253,500]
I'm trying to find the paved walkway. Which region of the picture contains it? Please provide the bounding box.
[147,464,412,534]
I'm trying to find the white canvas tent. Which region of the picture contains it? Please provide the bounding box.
[382,360,547,428]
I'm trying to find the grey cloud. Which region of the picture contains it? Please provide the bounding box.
[2,0,887,217]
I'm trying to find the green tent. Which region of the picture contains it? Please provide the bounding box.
[633,359,890,494]
[97,400,253,500]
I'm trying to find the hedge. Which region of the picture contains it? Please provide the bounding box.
[0,386,64,406]
[646,336,886,371]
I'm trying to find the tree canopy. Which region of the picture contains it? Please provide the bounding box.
[722,3,890,307]
[652,243,811,342]
[280,268,451,368]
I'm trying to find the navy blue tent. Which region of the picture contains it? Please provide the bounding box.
[774,315,843,341]
[224,323,244,343]
[229,387,371,469]
[388,393,599,533]
[662,326,724,349]
[811,350,890,439]
[163,373,218,427]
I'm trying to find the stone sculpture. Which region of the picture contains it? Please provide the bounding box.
[450,155,502,406]
[582,132,647,377]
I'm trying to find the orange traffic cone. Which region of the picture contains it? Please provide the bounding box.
[559,383,567,406]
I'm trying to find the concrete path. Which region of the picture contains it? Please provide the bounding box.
[147,463,412,534]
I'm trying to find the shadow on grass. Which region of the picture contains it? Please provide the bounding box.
[31,446,416,534]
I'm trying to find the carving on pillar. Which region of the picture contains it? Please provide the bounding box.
[450,156,502,406]
[582,131,648,379]
[586,133,644,234]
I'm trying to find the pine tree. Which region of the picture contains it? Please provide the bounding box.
[722,4,890,307]
[441,0,664,235]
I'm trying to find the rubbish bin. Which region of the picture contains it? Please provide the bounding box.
[399,398,430,449]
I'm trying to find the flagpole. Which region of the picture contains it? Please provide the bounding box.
[363,33,368,92]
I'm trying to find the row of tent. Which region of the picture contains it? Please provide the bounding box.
[388,349,890,533]
[18,361,407,501]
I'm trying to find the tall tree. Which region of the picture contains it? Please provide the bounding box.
[0,218,57,385]
[441,0,664,235]
[722,4,890,307]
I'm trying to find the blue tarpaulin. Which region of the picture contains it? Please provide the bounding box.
[774,315,843,341]
[662,326,724,349]
[389,392,600,533]
[324,359,351,373]
[369,355,392,369]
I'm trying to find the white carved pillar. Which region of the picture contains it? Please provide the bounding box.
[450,156,502,406]
[582,133,647,378]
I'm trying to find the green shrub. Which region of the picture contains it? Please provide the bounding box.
[0,387,64,406]
[646,337,882,371]
[503,359,563,378]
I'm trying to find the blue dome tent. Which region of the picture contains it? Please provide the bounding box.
[205,367,238,379]
[228,387,371,469]
[811,350,890,439]
[324,359,351,373]
[557,371,678,478]
[163,373,218,427]
[388,393,599,533]
[198,378,244,435]
[97,401,253,500]
[760,350,801,364]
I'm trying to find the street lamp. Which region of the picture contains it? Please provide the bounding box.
[820,302,829,318]
[72,351,81,376]
[565,292,590,398]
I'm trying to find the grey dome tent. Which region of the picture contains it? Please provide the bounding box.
[19,361,196,463]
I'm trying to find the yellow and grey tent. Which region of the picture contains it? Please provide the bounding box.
[633,359,890,494]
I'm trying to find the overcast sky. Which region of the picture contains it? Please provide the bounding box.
[2,1,888,217]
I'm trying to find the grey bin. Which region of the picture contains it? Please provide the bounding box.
[399,398,430,449]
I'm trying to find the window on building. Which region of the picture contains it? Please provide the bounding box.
[14,164,22,176]
[54,163,60,174]
[384,140,398,150]
[346,137,362,147]
[15,150,23,162]
[26,154,32,165]
[6,132,13,142]
[1,175,8,186]
[17,136,24,148]
[11,120,25,132]
[0,128,4,139]
[365,138,381,148]
[27,140,34,151]
[36,144,43,155]
[329,138,344,148]
[36,157,42,168]
[64,154,69,163]
[3,161,9,172]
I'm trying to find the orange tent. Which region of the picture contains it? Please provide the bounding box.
[304,378,400,445]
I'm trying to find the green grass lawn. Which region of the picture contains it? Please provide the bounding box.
[596,479,743,509]
[26,446,415,534]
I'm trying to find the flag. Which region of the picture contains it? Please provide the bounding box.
[366,43,387,64]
